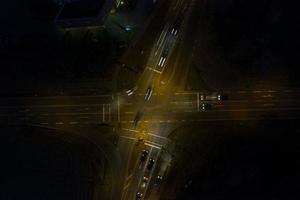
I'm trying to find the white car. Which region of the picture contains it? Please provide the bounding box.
[126,86,137,96]
[158,55,167,67]
[171,28,178,36]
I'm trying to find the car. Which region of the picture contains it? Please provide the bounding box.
[133,110,143,128]
[217,94,228,100]
[202,103,212,110]
[126,86,137,96]
[147,158,155,170]
[155,175,163,185]
[140,150,149,162]
[200,95,216,101]
[200,95,206,101]
[141,176,149,188]
[144,86,153,101]
[158,54,167,67]
[171,28,178,36]
[136,192,143,199]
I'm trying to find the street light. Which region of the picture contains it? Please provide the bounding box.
[125,26,132,32]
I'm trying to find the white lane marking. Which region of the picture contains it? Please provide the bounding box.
[120,135,136,141]
[108,104,111,122]
[79,116,89,119]
[18,109,30,112]
[187,117,300,122]
[144,142,161,149]
[214,107,300,112]
[197,92,200,112]
[156,27,168,46]
[3,104,105,108]
[69,122,78,125]
[171,101,194,105]
[55,122,64,125]
[263,103,275,107]
[147,133,168,140]
[161,57,167,67]
[56,112,97,115]
[40,122,49,125]
[146,140,164,147]
[144,120,149,123]
[124,112,134,114]
[123,182,131,190]
[83,121,96,124]
[19,117,30,120]
[117,96,120,123]
[122,128,139,133]
[147,67,162,74]
[125,174,133,182]
[261,94,273,98]
[102,104,105,122]
[78,107,89,111]
[175,92,197,95]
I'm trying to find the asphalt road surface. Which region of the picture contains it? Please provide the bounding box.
[1,92,300,199]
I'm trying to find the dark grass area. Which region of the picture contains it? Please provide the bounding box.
[0,125,112,199]
[0,0,119,96]
[163,119,300,199]
[0,29,117,96]
[59,0,106,19]
[28,0,60,20]
[191,0,300,90]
